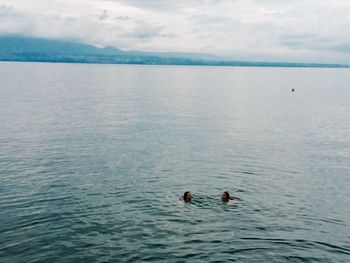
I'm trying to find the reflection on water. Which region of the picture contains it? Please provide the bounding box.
[0,62,350,262]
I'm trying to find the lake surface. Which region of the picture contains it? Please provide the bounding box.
[0,62,349,262]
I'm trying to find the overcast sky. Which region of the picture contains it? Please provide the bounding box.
[1,0,350,63]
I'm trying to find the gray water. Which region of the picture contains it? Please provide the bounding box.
[0,62,349,262]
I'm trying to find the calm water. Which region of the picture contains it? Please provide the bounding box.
[0,62,349,262]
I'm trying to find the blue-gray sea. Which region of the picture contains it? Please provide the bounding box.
[0,62,349,262]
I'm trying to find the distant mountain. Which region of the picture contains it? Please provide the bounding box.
[124,50,225,61]
[0,35,122,56]
[0,35,349,68]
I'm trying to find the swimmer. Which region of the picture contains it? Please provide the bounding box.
[221,192,242,204]
[183,191,193,202]
[221,191,230,202]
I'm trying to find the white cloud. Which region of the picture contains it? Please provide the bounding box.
[1,0,350,63]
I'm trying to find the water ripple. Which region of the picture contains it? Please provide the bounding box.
[1,63,350,262]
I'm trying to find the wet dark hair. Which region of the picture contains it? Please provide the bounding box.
[183,191,191,201]
[224,191,230,199]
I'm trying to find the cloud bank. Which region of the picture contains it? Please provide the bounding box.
[1,0,350,63]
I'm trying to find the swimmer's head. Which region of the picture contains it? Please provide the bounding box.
[183,191,192,202]
[221,191,230,202]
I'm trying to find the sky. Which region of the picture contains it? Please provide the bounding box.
[1,0,350,63]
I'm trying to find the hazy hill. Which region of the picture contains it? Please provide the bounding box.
[0,35,348,68]
[0,35,122,56]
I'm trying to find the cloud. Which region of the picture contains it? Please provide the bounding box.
[0,4,15,16]
[114,15,130,21]
[107,0,219,11]
[98,9,108,20]
[128,22,163,39]
[1,0,350,62]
